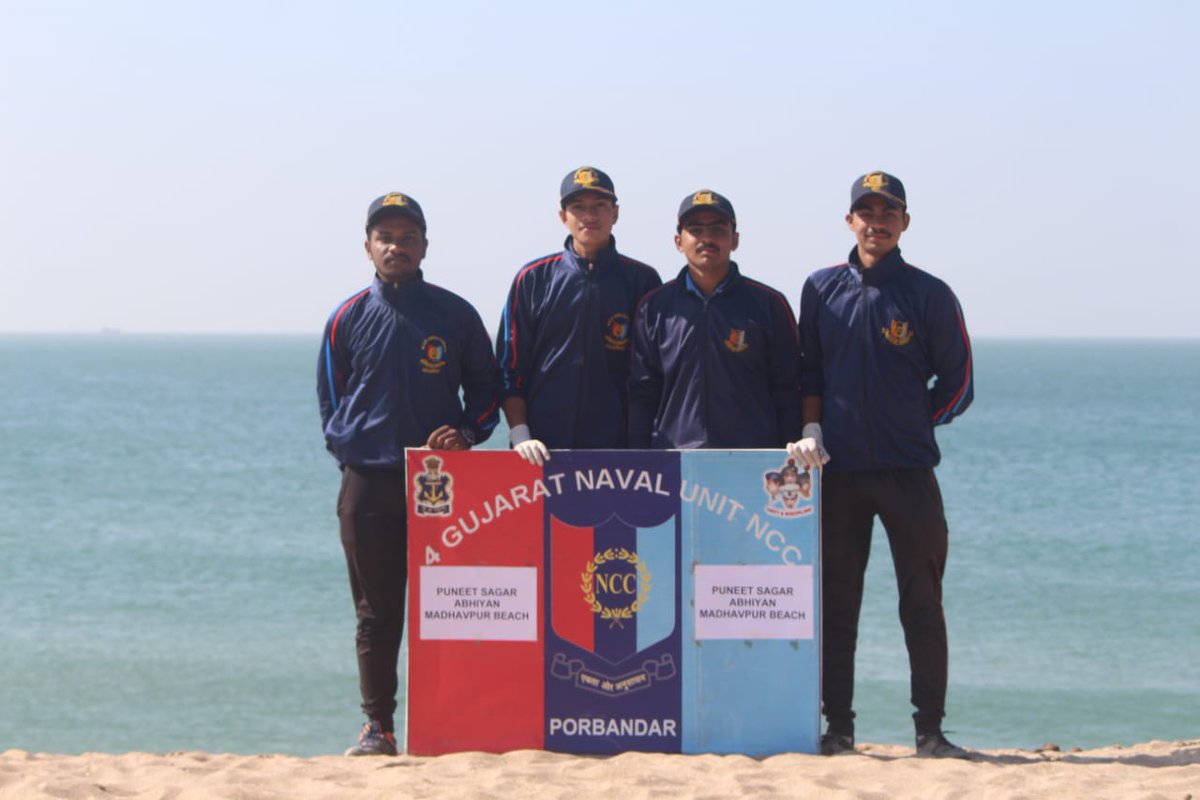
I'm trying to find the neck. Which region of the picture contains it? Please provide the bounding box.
[855,246,894,269]
[571,238,606,262]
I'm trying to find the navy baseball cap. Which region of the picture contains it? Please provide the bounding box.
[850,171,906,211]
[677,189,736,228]
[560,166,617,205]
[365,192,426,232]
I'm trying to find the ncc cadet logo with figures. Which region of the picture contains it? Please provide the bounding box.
[691,191,717,206]
[763,458,814,518]
[382,192,412,208]
[604,313,631,351]
[420,335,448,373]
[413,455,453,516]
[882,320,913,346]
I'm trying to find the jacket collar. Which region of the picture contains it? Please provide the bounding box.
[561,235,621,271]
[679,261,741,299]
[848,246,906,285]
[372,269,424,304]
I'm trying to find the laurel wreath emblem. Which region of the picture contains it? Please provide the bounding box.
[581,547,652,628]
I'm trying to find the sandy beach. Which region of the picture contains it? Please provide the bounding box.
[2,740,1197,800]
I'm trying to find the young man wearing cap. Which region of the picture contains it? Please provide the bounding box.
[318,192,500,756]
[496,166,661,465]
[628,190,801,449]
[787,171,974,758]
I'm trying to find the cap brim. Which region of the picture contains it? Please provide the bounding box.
[561,188,617,205]
[850,191,906,211]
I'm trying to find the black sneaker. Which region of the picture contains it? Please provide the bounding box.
[915,732,970,759]
[820,732,856,755]
[344,720,398,756]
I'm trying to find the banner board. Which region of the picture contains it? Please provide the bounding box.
[405,449,820,756]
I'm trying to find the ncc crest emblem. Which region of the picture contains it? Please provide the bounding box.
[582,547,652,628]
[413,455,453,516]
[420,335,448,373]
[763,458,813,518]
[604,313,631,351]
[724,328,748,353]
[881,320,913,346]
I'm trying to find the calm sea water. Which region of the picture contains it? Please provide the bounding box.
[0,335,1196,755]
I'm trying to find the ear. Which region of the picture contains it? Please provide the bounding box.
[558,208,568,226]
[611,204,619,226]
[674,232,684,253]
[901,212,911,232]
[364,237,372,259]
[845,211,855,230]
[730,230,740,252]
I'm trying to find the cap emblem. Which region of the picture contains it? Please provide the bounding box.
[382,193,410,207]
[862,173,889,192]
[573,168,599,188]
[692,191,717,206]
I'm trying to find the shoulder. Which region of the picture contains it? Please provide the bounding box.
[418,281,485,319]
[899,262,958,301]
[616,253,659,276]
[807,262,850,287]
[325,285,373,330]
[634,278,680,315]
[512,252,565,283]
[739,275,793,310]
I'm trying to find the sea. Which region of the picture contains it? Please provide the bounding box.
[1,335,1197,756]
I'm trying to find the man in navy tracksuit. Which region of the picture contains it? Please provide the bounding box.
[318,192,500,756]
[496,167,661,464]
[787,172,974,758]
[629,190,801,449]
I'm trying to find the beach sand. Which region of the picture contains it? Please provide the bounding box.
[2,740,1197,800]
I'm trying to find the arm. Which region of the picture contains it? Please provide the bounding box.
[627,297,662,449]
[787,278,831,468]
[926,285,974,426]
[767,291,803,446]
[457,306,502,447]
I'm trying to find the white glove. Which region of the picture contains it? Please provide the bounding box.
[786,422,830,469]
[509,424,550,466]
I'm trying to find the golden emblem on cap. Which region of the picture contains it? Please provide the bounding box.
[862,172,889,192]
[382,193,410,207]
[573,168,599,188]
[692,191,717,205]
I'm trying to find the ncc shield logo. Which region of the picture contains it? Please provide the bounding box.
[550,515,676,664]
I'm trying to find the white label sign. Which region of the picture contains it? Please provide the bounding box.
[694,564,813,640]
[419,566,538,641]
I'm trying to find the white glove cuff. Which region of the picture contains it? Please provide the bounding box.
[509,424,532,446]
[801,422,823,441]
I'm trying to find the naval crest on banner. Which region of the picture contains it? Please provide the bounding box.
[763,458,814,518]
[413,455,453,516]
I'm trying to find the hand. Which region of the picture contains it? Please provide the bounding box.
[426,424,468,451]
[509,423,550,466]
[786,422,830,469]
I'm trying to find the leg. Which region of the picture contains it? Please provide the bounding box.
[820,470,876,737]
[876,468,949,736]
[338,466,409,733]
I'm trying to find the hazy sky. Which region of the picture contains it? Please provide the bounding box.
[2,1,1196,337]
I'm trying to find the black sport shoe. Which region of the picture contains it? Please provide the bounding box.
[915,732,970,759]
[820,732,856,755]
[344,720,398,756]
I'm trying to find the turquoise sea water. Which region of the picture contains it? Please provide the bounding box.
[1,335,1197,755]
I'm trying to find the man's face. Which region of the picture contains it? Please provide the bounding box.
[559,193,618,252]
[365,215,427,283]
[846,195,909,261]
[675,210,738,273]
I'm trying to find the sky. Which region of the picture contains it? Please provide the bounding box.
[2,0,1196,338]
